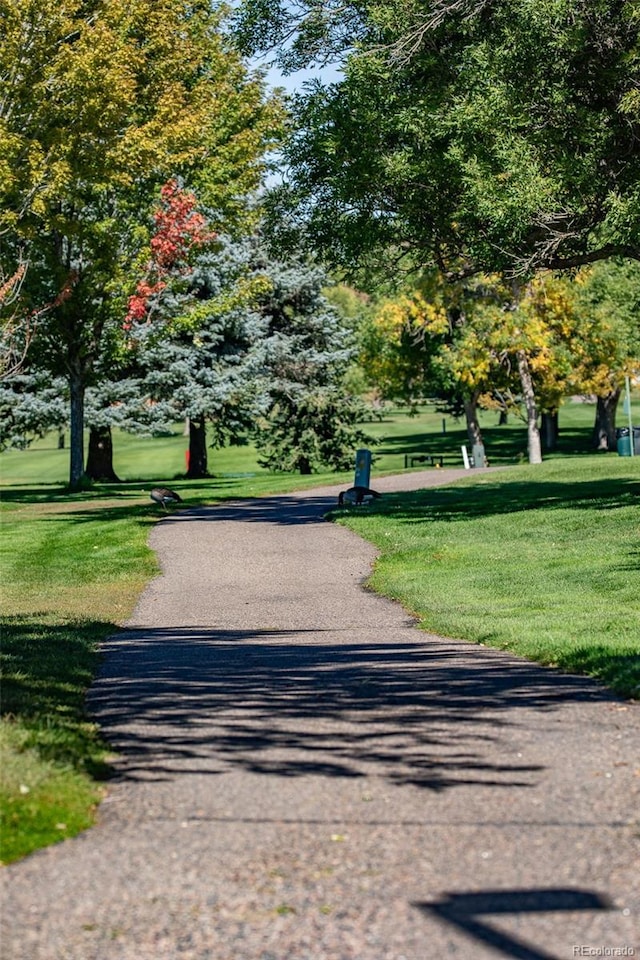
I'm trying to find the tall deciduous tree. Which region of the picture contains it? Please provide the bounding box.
[237,0,640,466]
[569,261,640,449]
[358,273,513,452]
[238,0,640,275]
[1,0,283,488]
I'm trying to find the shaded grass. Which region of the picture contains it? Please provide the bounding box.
[369,399,602,468]
[1,617,115,862]
[333,457,640,699]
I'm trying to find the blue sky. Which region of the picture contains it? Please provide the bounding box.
[260,62,342,94]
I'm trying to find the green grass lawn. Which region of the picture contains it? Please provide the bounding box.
[1,399,638,863]
[367,397,607,469]
[333,456,640,700]
[0,491,158,864]
[0,394,610,488]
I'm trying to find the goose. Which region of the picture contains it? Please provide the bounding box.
[338,486,381,506]
[149,486,183,511]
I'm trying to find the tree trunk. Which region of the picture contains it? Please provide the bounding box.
[592,390,620,451]
[498,409,508,425]
[69,368,86,490]
[541,410,559,451]
[85,425,121,481]
[187,417,208,478]
[298,456,312,475]
[57,430,65,449]
[517,350,542,464]
[463,391,483,447]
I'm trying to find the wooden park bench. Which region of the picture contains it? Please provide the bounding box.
[404,453,445,469]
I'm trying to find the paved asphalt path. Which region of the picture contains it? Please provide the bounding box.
[3,470,639,960]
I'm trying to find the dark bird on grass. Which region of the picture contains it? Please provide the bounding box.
[338,486,381,507]
[150,486,183,511]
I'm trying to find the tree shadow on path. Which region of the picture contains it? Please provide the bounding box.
[88,627,613,791]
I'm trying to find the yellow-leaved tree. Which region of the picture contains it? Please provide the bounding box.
[568,261,640,450]
[358,271,510,452]
[358,287,448,409]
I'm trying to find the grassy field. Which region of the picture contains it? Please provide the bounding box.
[0,395,607,488]
[334,456,640,700]
[1,398,638,863]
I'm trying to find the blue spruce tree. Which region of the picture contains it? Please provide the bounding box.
[251,256,373,474]
[126,237,269,478]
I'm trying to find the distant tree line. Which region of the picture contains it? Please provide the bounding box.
[356,262,640,457]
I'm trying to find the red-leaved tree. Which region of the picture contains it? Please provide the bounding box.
[125,180,215,329]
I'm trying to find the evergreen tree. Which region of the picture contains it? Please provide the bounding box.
[252,258,373,473]
[1,243,375,479]
[0,372,67,451]
[126,237,271,478]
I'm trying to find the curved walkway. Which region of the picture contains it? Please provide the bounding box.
[3,470,639,960]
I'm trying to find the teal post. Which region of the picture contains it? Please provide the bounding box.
[354,449,372,488]
[472,442,487,468]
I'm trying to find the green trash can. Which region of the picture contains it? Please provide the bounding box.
[616,426,640,456]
